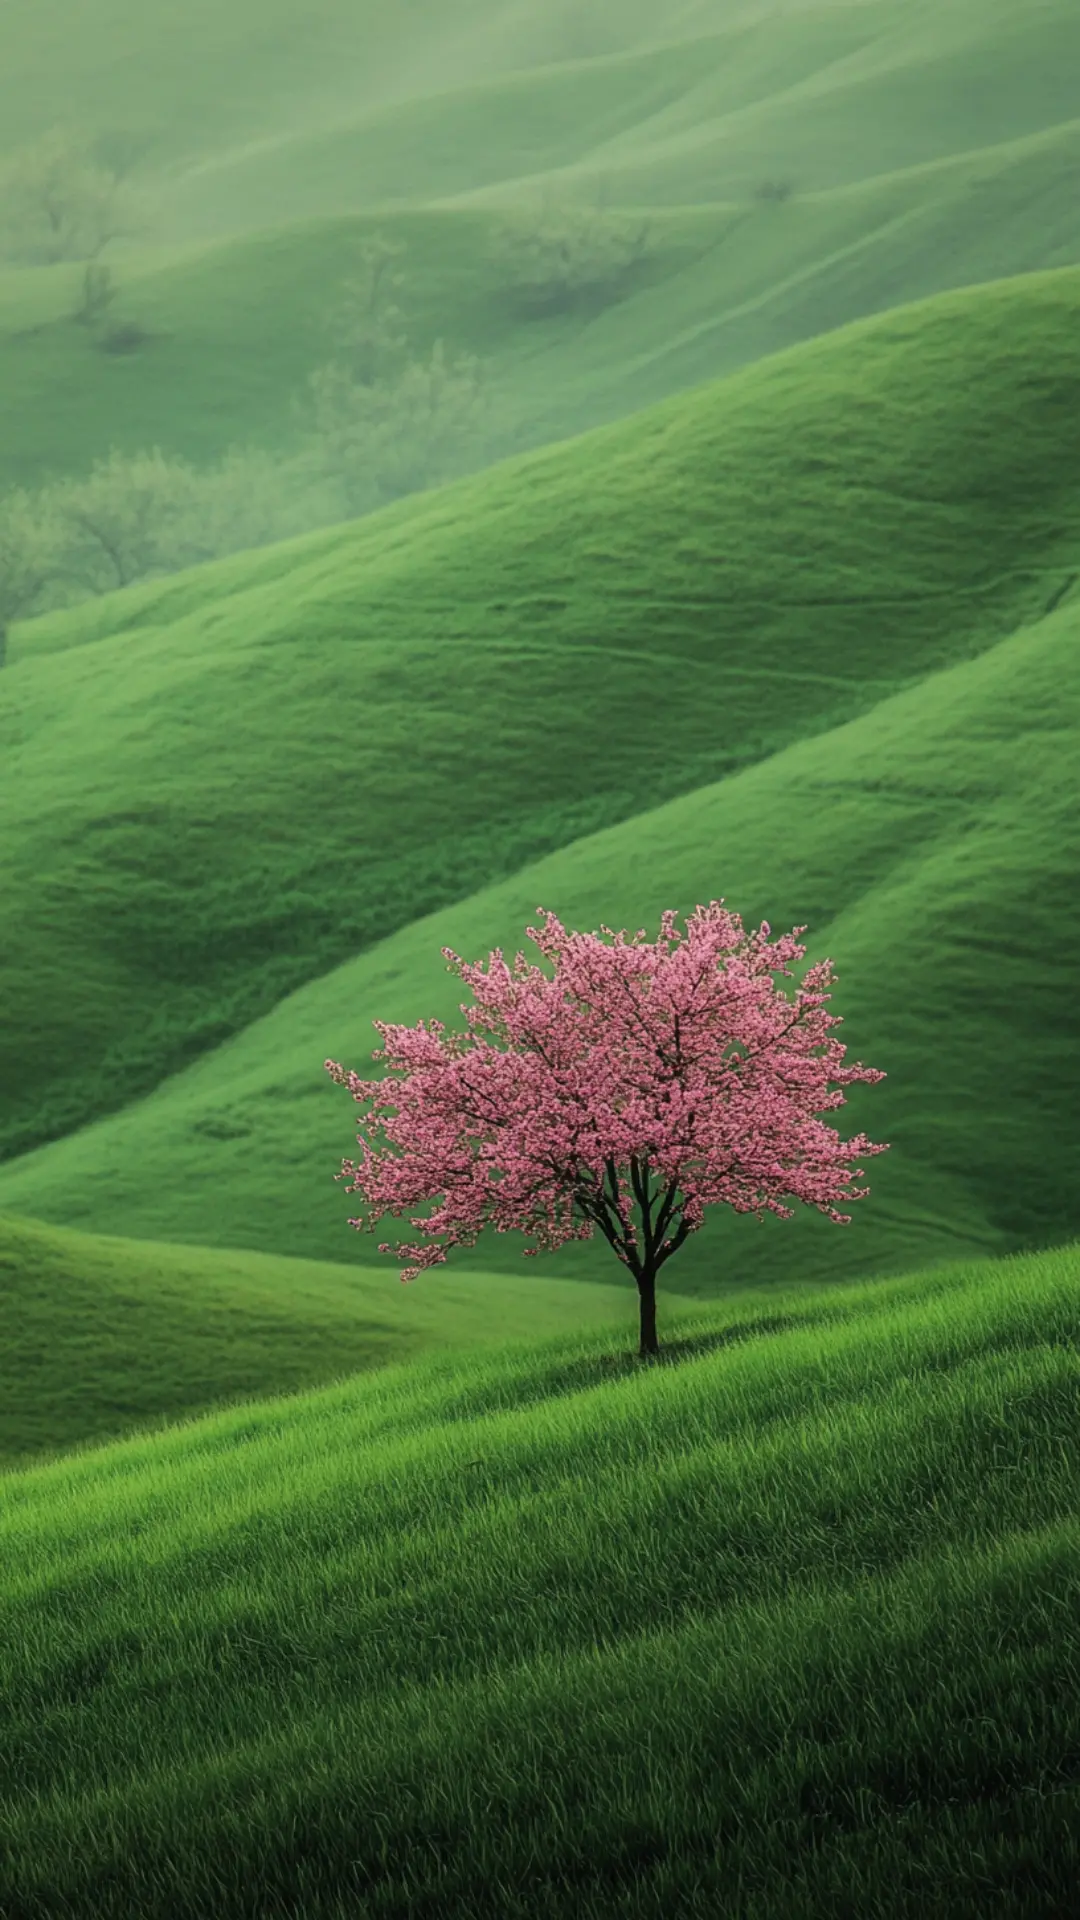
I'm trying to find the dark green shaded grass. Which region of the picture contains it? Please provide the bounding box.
[3,268,1080,1181]
[1,1243,1078,1916]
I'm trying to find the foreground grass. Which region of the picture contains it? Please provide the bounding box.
[1,1243,1078,1917]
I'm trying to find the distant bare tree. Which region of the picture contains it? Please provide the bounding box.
[52,444,314,593]
[73,261,117,327]
[0,442,327,663]
[302,230,491,516]
[51,448,201,593]
[176,445,322,563]
[0,126,150,266]
[328,230,409,386]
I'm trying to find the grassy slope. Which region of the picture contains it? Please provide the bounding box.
[1,1243,1078,1916]
[3,484,1079,1299]
[0,203,728,489]
[0,0,972,178]
[568,2,1080,207]
[3,269,1079,1183]
[3,3,1080,491]
[0,0,590,162]
[0,1209,715,1472]
[146,1,1080,236]
[7,121,1080,494]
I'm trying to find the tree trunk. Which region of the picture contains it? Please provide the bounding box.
[637,1265,659,1359]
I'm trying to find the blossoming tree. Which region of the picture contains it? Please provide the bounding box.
[326,901,888,1358]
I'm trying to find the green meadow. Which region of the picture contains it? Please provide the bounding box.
[2,1,1080,1912]
[2,1248,1079,1916]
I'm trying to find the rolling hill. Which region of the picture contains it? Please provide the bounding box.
[2,269,1078,1187]
[159,0,1080,238]
[1,1241,1078,1915]
[1,269,1079,1303]
[3,523,1077,1295]
[1,0,1079,500]
[3,0,1073,234]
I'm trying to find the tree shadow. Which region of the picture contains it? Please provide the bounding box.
[433,1310,819,1433]
[551,1311,808,1395]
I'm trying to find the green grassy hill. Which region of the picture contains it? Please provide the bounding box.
[166,0,1080,237]
[2,1242,1078,1916]
[2,0,1069,234]
[4,0,1042,193]
[0,0,585,164]
[0,1209,712,1472]
[2,268,1080,1300]
[3,268,1078,1185]
[3,506,1077,1297]
[2,0,1079,495]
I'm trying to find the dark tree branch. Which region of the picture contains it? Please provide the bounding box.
[655,1214,694,1269]
[651,1175,682,1247]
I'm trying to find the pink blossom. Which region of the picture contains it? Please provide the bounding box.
[326,901,888,1355]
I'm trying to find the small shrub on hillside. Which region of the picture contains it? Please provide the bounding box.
[306,340,489,517]
[96,320,153,355]
[492,198,653,315]
[0,486,71,667]
[0,446,322,655]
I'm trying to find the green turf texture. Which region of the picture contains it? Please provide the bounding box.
[2,1242,1078,1916]
[2,267,1079,1301]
